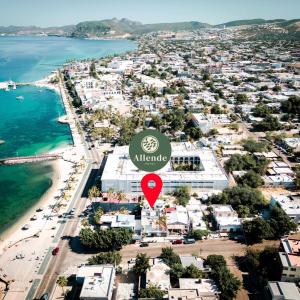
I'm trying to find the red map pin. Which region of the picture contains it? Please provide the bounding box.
[141,173,163,208]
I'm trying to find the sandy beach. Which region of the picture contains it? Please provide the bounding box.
[0,154,73,253]
[0,73,88,298]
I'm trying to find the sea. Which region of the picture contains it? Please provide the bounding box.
[0,36,136,234]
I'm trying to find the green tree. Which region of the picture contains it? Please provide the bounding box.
[208,186,265,216]
[269,206,297,238]
[237,170,264,188]
[57,276,68,297]
[225,154,269,175]
[272,85,281,92]
[206,255,240,300]
[241,247,281,289]
[252,104,276,118]
[243,218,274,244]
[88,251,122,266]
[139,284,167,299]
[190,229,209,240]
[93,207,104,224]
[255,115,282,132]
[206,255,226,271]
[207,128,219,136]
[173,186,190,206]
[217,267,241,300]
[182,264,204,278]
[236,205,250,218]
[168,263,185,280]
[88,186,100,199]
[90,61,98,79]
[133,253,151,276]
[235,93,249,105]
[160,247,181,267]
[79,228,132,251]
[211,104,223,114]
[243,139,269,153]
[281,95,300,116]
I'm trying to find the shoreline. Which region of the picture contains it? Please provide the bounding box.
[0,159,61,243]
[0,74,82,254]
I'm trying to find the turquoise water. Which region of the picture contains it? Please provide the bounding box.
[0,36,136,233]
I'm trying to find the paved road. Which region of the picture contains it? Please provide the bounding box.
[33,77,102,299]
[34,163,92,299]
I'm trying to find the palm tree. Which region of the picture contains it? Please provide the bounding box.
[57,276,68,297]
[157,215,167,230]
[88,186,100,199]
[107,188,114,201]
[117,192,126,203]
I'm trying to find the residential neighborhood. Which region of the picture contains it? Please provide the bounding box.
[49,23,300,300]
[0,6,300,300]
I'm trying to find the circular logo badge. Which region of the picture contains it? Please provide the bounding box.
[129,129,171,172]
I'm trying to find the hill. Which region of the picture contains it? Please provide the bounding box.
[70,18,210,37]
[0,25,75,36]
[0,18,299,39]
[220,19,286,27]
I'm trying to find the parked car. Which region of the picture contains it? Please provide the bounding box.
[184,238,196,244]
[172,239,183,245]
[140,242,149,247]
[52,247,60,256]
[40,293,49,300]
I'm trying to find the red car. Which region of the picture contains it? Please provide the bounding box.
[172,239,183,245]
[52,247,60,255]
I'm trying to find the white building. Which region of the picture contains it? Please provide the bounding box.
[279,238,300,282]
[141,200,168,237]
[192,113,231,134]
[76,265,116,300]
[212,205,242,232]
[100,214,136,231]
[267,281,300,300]
[270,195,300,225]
[101,142,229,194]
[169,278,220,300]
[166,206,189,235]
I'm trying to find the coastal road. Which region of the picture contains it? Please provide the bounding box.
[34,163,93,299]
[32,77,103,299]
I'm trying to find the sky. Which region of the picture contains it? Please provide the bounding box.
[1,0,300,27]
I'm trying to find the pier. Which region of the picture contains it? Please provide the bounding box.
[0,154,61,165]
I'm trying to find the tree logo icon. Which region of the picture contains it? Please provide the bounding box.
[141,135,159,153]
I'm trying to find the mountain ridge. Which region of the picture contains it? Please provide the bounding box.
[0,18,299,38]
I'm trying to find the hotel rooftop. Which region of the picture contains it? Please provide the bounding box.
[101,142,228,194]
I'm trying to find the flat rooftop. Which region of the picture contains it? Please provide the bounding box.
[268,281,300,300]
[179,278,220,295]
[272,195,300,216]
[79,265,115,299]
[280,238,300,268]
[101,143,228,182]
[212,205,234,213]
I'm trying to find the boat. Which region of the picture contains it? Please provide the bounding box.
[30,215,37,221]
[16,96,24,100]
[22,224,30,230]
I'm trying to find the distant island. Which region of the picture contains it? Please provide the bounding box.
[0,17,299,39]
